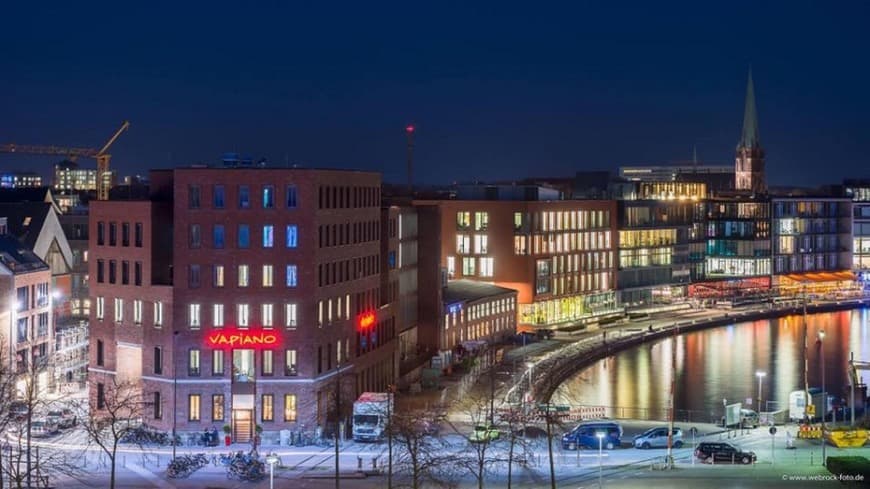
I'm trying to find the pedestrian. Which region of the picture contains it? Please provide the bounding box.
[648,324,653,332]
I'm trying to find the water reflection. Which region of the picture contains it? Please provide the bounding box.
[553,310,870,422]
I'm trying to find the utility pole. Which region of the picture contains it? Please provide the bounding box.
[545,402,555,489]
[405,124,415,195]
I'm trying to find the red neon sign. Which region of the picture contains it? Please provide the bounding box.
[357,312,375,329]
[206,329,279,348]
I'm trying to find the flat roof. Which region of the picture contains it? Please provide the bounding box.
[443,280,517,304]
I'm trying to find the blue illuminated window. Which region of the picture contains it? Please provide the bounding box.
[286,265,297,287]
[285,225,298,248]
[263,225,274,248]
[238,225,250,248]
[263,186,275,209]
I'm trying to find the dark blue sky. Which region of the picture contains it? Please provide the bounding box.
[2,1,869,186]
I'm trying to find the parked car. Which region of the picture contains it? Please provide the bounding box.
[561,422,622,450]
[9,401,28,421]
[30,420,59,438]
[633,427,683,449]
[694,442,756,464]
[46,408,77,429]
[469,425,500,443]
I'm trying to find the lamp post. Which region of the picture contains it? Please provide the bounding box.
[596,431,605,489]
[172,330,179,461]
[819,330,826,465]
[266,452,279,489]
[755,371,766,415]
[526,362,534,409]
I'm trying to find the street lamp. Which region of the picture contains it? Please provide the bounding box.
[819,329,826,465]
[596,431,605,488]
[755,371,766,415]
[265,452,280,489]
[172,330,179,461]
[526,362,534,407]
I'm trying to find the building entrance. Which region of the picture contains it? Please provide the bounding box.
[232,409,253,443]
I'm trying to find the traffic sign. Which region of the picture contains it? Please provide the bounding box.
[769,426,777,436]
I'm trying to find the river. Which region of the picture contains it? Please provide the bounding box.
[552,309,870,422]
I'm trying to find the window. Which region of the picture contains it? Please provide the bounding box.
[285,303,297,328]
[189,185,201,209]
[262,225,274,248]
[188,394,201,421]
[263,185,275,209]
[122,222,130,246]
[474,235,488,254]
[462,257,475,275]
[212,394,225,422]
[154,392,162,420]
[153,347,163,375]
[284,394,297,422]
[237,304,249,327]
[135,222,143,247]
[479,257,494,277]
[96,296,105,320]
[262,265,273,287]
[238,225,250,248]
[189,349,201,376]
[514,212,524,231]
[286,265,298,287]
[456,212,471,229]
[238,185,250,208]
[285,225,298,248]
[154,301,163,327]
[213,304,224,327]
[97,260,105,283]
[262,394,274,421]
[135,261,142,286]
[189,303,201,328]
[213,185,225,208]
[97,383,105,410]
[114,298,124,322]
[97,221,105,245]
[212,350,224,376]
[456,235,470,254]
[213,265,225,287]
[189,224,201,248]
[446,256,455,278]
[262,350,274,376]
[475,212,489,230]
[189,264,201,288]
[262,303,274,327]
[238,265,249,287]
[109,260,116,283]
[285,349,297,375]
[286,185,297,208]
[109,222,117,246]
[133,300,143,324]
[96,340,104,366]
[213,225,225,248]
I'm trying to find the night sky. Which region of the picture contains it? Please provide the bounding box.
[2,1,869,186]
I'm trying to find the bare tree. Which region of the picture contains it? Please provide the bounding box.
[497,404,535,489]
[450,393,503,489]
[80,378,146,489]
[389,411,456,489]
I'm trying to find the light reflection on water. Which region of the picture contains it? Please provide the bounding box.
[553,309,870,421]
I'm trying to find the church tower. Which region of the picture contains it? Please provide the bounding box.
[734,70,766,193]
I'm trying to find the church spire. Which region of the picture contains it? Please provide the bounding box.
[739,69,760,149]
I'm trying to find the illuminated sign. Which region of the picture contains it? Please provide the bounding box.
[448,303,462,315]
[357,312,376,329]
[206,329,279,348]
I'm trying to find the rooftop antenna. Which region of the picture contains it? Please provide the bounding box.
[406,124,415,195]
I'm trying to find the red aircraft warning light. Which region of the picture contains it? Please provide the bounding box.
[405,124,415,133]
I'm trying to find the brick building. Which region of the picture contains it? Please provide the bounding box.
[89,167,396,442]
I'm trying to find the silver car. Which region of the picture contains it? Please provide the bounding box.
[633,427,683,449]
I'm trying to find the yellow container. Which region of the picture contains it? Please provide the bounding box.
[826,429,868,448]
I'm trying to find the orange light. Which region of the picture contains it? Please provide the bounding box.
[206,329,279,349]
[358,312,376,329]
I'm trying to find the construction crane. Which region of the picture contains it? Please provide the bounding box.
[0,121,130,200]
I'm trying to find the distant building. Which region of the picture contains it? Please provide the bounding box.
[53,160,115,195]
[734,70,766,194]
[439,280,517,362]
[618,164,733,196]
[0,172,43,189]
[845,179,870,271]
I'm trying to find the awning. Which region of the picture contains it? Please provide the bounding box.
[779,271,856,283]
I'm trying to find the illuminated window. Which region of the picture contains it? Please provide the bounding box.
[154,301,163,327]
[262,265,273,287]
[263,225,274,248]
[113,298,124,322]
[456,235,470,253]
[188,394,201,421]
[237,304,250,327]
[263,185,275,209]
[238,265,249,287]
[286,265,298,287]
[213,304,224,327]
[212,350,224,376]
[474,235,488,254]
[284,394,297,422]
[262,394,274,421]
[189,303,201,328]
[456,212,471,229]
[474,212,489,231]
[213,265,224,287]
[212,394,224,421]
[285,225,298,248]
[285,303,297,328]
[462,257,475,275]
[262,350,274,376]
[133,300,143,324]
[479,257,494,277]
[514,212,523,231]
[262,303,274,327]
[447,256,455,278]
[189,349,201,376]
[285,349,297,376]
